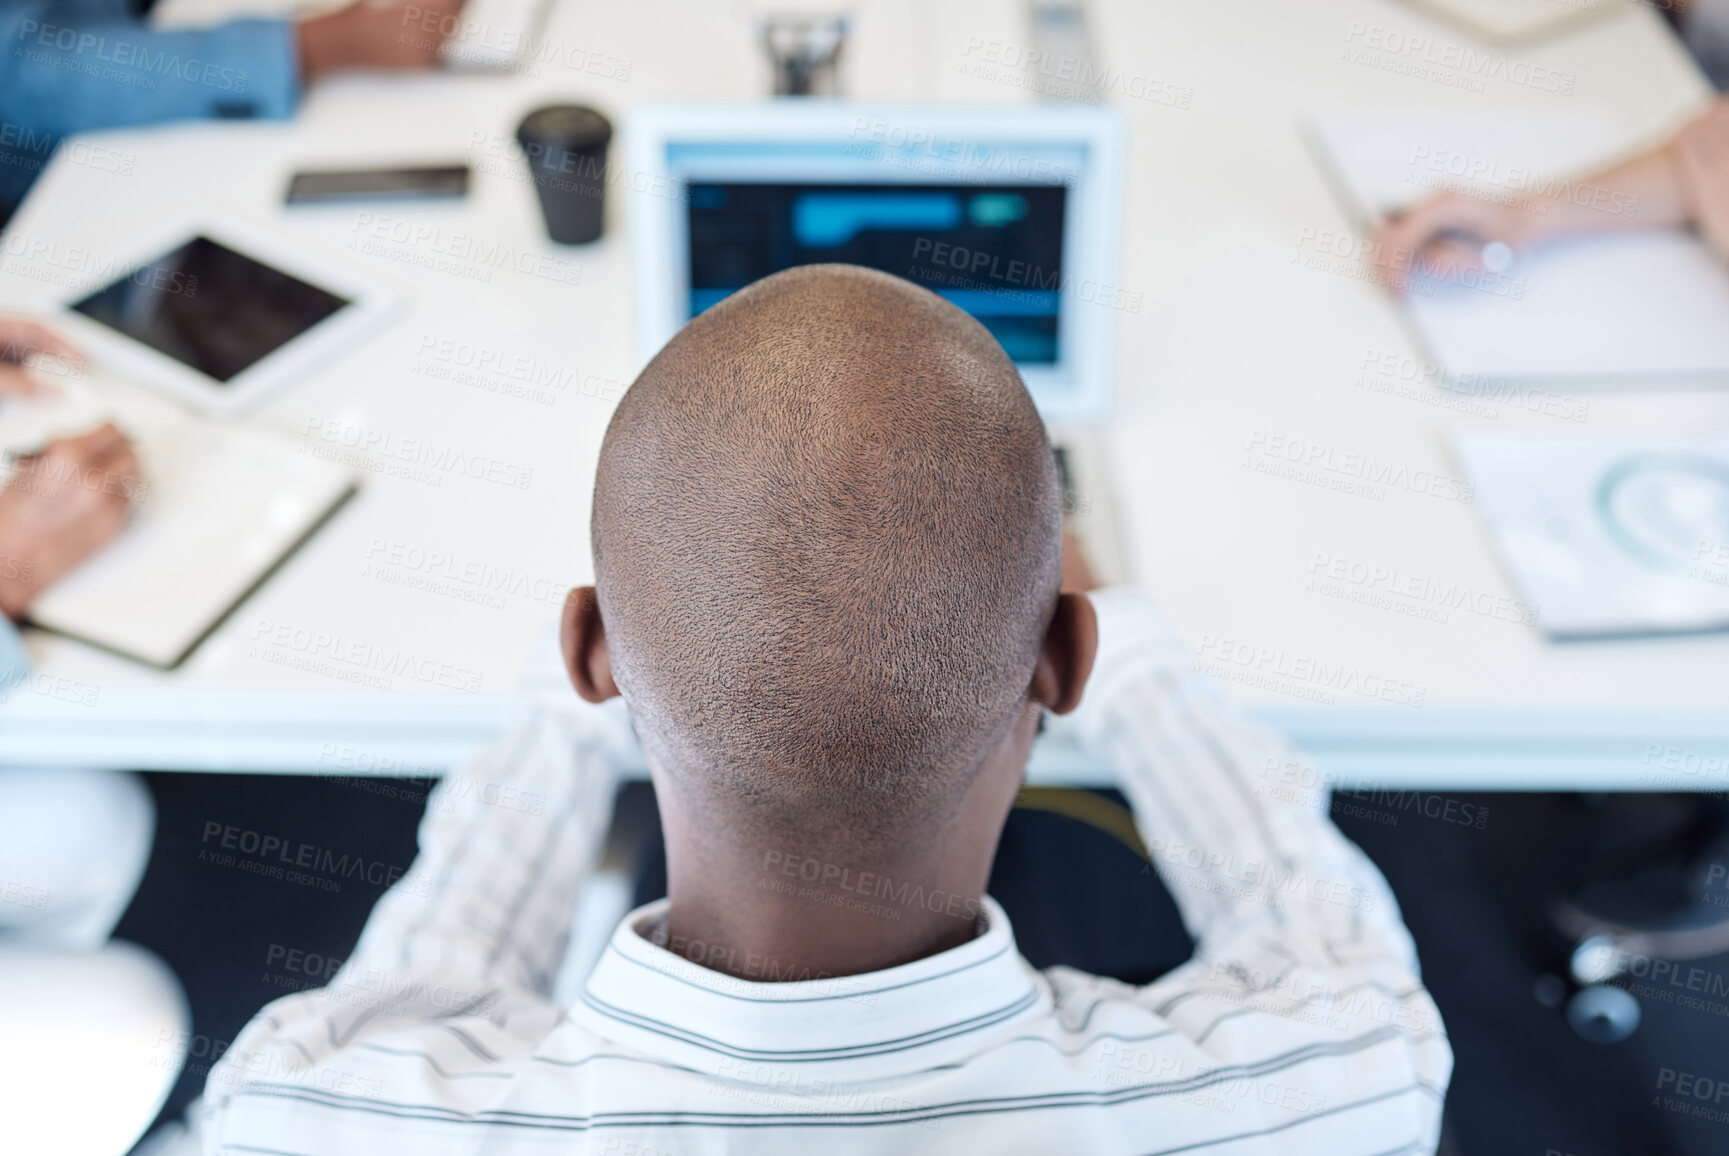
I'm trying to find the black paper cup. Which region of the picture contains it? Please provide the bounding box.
[515,105,613,245]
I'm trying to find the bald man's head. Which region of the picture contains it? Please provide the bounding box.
[592,265,1062,839]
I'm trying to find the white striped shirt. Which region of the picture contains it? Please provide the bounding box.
[201,587,1451,1154]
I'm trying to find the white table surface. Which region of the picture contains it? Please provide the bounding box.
[3,0,1727,789]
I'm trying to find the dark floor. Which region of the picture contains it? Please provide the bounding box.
[116,773,1729,1153]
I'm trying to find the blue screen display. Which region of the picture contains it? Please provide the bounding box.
[687,182,1066,364]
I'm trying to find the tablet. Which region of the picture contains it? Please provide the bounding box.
[53,218,401,417]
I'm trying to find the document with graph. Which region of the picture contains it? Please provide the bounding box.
[1457,429,1729,638]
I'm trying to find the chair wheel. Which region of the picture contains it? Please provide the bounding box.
[1566,984,1640,1043]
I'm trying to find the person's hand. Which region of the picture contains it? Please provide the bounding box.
[1061,524,1098,594]
[297,0,467,81]
[0,320,83,399]
[0,424,143,621]
[1674,100,1729,261]
[1369,191,1529,295]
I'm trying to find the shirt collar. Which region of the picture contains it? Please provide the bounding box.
[575,896,1048,1078]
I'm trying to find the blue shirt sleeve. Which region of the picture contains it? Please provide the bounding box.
[0,615,28,693]
[0,0,300,209]
[2,0,301,132]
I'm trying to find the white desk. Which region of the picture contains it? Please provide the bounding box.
[2,0,1727,790]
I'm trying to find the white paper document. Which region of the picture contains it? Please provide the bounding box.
[1456,429,1729,638]
[1309,113,1729,389]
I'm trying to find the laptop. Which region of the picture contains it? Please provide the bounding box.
[625,103,1131,582]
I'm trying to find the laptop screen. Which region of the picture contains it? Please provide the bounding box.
[687,182,1067,364]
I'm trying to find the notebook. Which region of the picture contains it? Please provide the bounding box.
[1308,112,1729,389]
[1455,429,1729,638]
[0,371,355,668]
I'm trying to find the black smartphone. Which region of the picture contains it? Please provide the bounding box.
[285,165,471,205]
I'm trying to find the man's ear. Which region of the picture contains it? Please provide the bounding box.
[561,586,620,704]
[1029,592,1097,716]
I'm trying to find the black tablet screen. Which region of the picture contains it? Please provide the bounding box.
[71,235,351,383]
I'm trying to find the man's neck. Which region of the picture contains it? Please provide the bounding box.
[654,835,989,981]
[644,716,1033,982]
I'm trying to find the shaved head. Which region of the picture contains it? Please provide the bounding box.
[592,265,1062,842]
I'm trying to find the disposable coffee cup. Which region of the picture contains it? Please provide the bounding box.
[515,105,613,245]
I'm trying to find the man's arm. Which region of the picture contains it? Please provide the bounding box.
[201,650,633,1137]
[0,422,141,618]
[1371,96,1729,291]
[2,0,301,137]
[1676,98,1729,259]
[0,0,467,143]
[1049,585,1450,1140]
